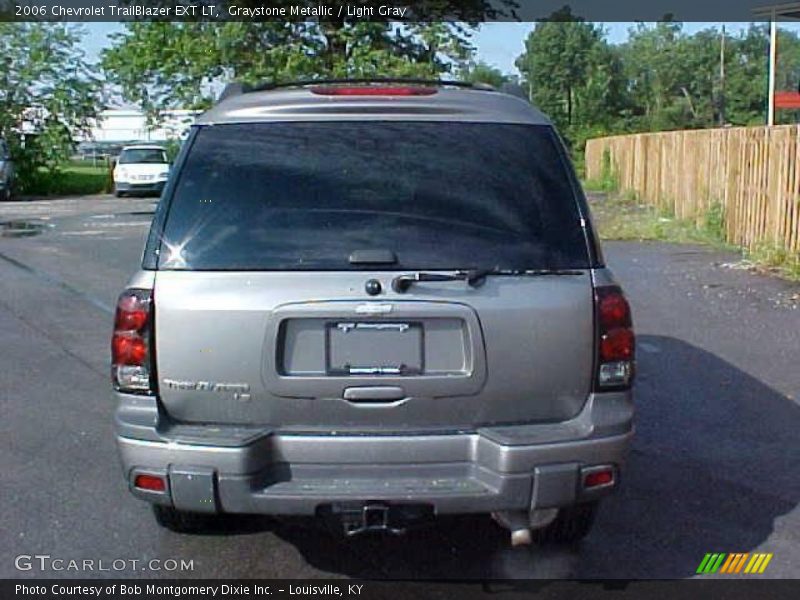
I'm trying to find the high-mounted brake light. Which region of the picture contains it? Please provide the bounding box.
[595,286,635,389]
[310,86,438,96]
[112,289,154,393]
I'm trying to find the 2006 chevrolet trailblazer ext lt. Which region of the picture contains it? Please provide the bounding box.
[111,79,635,544]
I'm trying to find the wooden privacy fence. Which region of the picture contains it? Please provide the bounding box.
[585,126,800,255]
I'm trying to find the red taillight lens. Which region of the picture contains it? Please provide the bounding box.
[112,289,153,393]
[310,86,437,96]
[134,474,166,492]
[598,290,631,329]
[600,328,635,361]
[114,294,149,331]
[595,286,635,389]
[112,334,148,366]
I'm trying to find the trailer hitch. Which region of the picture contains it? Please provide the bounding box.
[318,502,433,537]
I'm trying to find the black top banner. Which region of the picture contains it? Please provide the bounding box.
[2,0,800,22]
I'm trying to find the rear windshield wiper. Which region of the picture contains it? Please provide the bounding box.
[391,268,583,293]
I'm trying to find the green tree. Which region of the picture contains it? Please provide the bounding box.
[0,23,102,191]
[512,17,800,151]
[681,28,724,126]
[724,25,770,126]
[621,23,799,129]
[620,22,694,131]
[102,21,476,122]
[515,7,626,148]
[459,61,510,87]
[772,27,800,124]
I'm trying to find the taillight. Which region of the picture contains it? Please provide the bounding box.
[112,289,154,393]
[309,86,437,96]
[595,286,635,389]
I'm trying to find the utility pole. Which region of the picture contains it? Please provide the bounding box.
[768,15,777,126]
[719,25,726,126]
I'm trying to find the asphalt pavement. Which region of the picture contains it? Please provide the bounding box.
[1,195,798,580]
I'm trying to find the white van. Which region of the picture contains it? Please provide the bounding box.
[113,145,170,197]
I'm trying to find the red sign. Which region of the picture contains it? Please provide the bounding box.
[775,91,800,109]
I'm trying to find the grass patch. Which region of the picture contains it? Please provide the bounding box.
[25,161,112,196]
[745,244,800,281]
[702,202,726,241]
[589,192,730,247]
[589,191,800,281]
[583,177,619,194]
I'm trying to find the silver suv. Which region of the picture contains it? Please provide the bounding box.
[112,80,635,545]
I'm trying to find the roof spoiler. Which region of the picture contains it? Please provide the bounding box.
[215,78,497,103]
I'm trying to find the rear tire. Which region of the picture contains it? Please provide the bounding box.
[1,185,10,202]
[114,189,125,198]
[531,501,599,544]
[152,505,211,534]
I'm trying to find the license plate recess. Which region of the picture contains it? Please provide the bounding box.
[326,322,423,376]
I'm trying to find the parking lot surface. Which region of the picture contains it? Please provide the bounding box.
[1,196,798,579]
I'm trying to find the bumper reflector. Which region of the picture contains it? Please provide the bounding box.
[134,474,166,492]
[583,467,615,489]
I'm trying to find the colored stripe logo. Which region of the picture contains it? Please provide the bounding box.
[696,553,773,574]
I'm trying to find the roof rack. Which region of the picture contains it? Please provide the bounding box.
[216,78,495,103]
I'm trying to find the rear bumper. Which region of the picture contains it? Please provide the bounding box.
[115,392,633,516]
[115,181,165,193]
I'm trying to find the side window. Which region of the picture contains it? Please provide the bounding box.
[0,141,8,159]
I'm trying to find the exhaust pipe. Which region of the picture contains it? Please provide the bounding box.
[510,527,532,547]
[492,511,532,546]
[492,508,559,546]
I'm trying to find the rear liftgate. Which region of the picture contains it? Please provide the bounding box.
[270,299,484,536]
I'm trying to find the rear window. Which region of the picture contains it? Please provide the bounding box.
[119,148,167,164]
[157,122,589,270]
